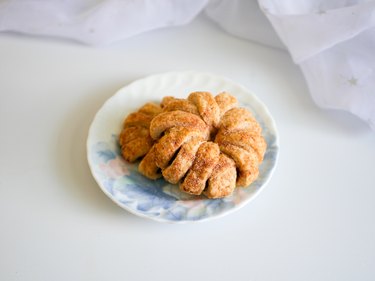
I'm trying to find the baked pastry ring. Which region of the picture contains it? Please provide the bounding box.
[119,92,266,198]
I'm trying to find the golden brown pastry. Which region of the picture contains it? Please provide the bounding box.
[215,92,238,117]
[149,110,209,140]
[162,137,204,184]
[218,143,259,187]
[216,129,267,162]
[204,153,237,198]
[188,92,221,129]
[219,107,261,133]
[119,103,161,162]
[180,141,220,195]
[138,146,161,180]
[120,92,266,199]
[153,127,205,169]
[215,107,266,186]
[161,97,199,116]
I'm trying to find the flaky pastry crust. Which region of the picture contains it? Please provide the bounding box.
[119,92,266,199]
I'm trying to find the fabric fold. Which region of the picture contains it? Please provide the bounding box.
[261,0,375,63]
[0,0,208,45]
[0,0,374,129]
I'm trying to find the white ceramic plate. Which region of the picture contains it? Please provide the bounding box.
[87,71,279,223]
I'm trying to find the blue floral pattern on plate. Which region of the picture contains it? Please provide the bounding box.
[87,72,279,223]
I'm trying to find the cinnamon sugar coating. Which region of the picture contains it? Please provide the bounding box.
[119,91,266,198]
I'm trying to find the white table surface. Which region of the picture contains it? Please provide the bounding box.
[1,14,374,281]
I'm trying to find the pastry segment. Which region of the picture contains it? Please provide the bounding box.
[180,142,220,196]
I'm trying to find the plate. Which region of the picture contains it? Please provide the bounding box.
[87,71,279,223]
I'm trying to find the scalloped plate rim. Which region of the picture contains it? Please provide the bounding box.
[86,71,279,223]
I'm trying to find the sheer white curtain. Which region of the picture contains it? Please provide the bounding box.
[1,0,374,129]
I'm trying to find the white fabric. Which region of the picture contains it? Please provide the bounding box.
[205,0,284,49]
[0,0,374,129]
[0,0,208,45]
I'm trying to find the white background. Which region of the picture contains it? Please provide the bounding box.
[1,14,374,281]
